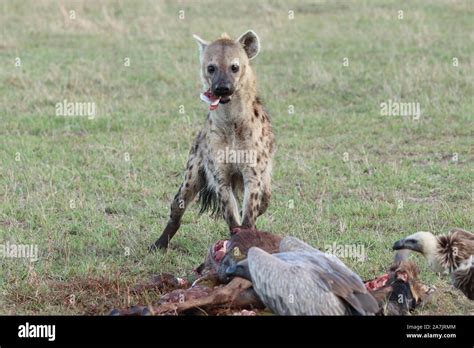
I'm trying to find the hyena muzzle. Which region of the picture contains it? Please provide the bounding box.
[150,30,275,250]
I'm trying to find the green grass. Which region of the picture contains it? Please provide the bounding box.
[0,0,472,315]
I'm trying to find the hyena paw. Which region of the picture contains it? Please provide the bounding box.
[148,238,169,252]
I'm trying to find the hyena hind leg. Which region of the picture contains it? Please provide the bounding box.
[150,159,202,251]
[218,184,241,231]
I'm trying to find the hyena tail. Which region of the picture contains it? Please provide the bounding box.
[197,169,220,217]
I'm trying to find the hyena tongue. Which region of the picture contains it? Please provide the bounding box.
[200,89,221,110]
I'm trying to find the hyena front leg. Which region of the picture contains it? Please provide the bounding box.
[150,157,202,250]
[240,170,261,229]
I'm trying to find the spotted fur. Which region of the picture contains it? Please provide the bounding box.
[151,31,275,249]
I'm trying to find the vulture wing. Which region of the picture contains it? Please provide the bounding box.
[304,252,379,315]
[451,262,473,300]
[279,236,322,253]
[450,229,474,256]
[278,238,378,314]
[247,246,378,315]
[247,247,347,315]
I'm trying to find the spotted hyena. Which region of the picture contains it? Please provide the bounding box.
[151,30,275,250]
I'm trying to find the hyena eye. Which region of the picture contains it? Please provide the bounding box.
[231,64,239,73]
[207,65,216,74]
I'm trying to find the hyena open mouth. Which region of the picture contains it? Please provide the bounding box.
[200,90,232,110]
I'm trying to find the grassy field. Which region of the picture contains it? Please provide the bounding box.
[0,0,472,315]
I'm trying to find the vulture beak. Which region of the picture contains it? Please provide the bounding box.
[393,238,423,253]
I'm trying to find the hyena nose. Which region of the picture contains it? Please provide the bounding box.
[213,83,233,96]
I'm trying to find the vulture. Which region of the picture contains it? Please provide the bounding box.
[393,228,474,300]
[225,236,379,315]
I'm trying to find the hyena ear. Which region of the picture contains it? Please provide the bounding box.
[193,34,209,61]
[237,30,260,60]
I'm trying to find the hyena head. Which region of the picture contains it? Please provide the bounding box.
[193,30,260,103]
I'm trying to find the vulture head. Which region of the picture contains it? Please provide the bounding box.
[392,231,444,272]
[393,229,474,300]
[195,228,282,285]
